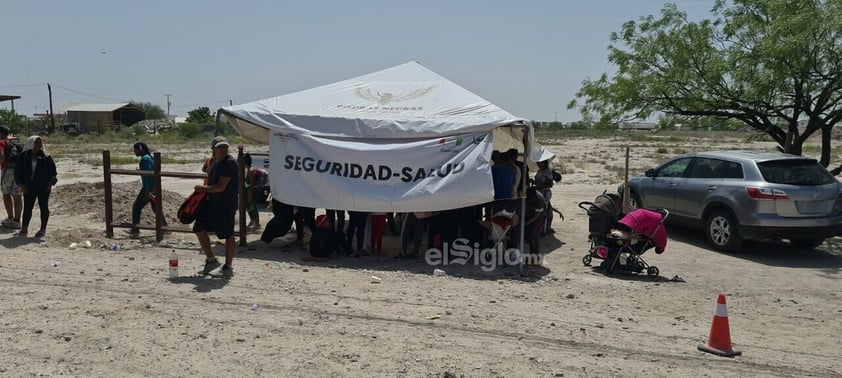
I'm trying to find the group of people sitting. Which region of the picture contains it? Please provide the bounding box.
[126,139,561,276]
[254,148,562,262]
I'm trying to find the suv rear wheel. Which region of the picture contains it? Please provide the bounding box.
[622,191,642,211]
[706,210,743,252]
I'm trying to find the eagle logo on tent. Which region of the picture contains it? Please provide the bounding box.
[354,86,436,105]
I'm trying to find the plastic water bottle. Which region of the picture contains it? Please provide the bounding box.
[169,249,178,278]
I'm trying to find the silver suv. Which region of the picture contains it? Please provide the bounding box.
[624,151,842,251]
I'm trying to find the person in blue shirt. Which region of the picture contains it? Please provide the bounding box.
[491,150,515,212]
[128,142,165,238]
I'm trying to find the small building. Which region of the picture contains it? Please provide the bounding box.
[617,121,658,130]
[61,103,145,133]
[0,95,22,111]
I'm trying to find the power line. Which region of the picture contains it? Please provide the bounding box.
[0,82,46,89]
[176,99,233,109]
[49,83,123,102]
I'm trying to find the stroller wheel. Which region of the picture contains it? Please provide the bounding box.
[583,255,592,266]
[599,260,612,274]
[647,266,659,277]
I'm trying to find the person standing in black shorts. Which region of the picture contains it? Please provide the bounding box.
[194,136,239,277]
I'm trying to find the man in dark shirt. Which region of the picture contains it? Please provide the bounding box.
[194,136,239,277]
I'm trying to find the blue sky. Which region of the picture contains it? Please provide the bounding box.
[1,0,711,122]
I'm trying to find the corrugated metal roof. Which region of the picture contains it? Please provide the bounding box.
[63,103,132,112]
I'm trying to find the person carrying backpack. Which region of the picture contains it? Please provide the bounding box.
[194,136,239,278]
[0,125,23,229]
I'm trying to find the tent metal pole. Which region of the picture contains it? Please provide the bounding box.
[519,123,529,274]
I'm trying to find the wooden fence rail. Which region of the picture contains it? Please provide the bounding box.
[102,148,248,245]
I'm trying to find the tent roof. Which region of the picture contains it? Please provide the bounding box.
[60,103,132,113]
[221,61,526,142]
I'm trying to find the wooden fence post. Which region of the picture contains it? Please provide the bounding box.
[237,146,247,247]
[103,150,114,238]
[153,152,163,241]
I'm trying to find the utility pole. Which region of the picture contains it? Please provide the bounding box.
[165,94,172,116]
[215,109,222,136]
[47,83,55,133]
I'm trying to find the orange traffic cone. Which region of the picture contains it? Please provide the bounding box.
[698,294,742,357]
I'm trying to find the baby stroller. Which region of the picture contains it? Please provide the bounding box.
[598,208,668,277]
[578,192,623,266]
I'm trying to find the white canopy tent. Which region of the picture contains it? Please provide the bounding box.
[221,61,552,212]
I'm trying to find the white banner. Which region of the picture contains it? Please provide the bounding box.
[268,131,494,212]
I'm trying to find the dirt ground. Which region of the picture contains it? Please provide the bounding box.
[1,136,840,377]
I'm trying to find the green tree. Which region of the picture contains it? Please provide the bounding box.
[186,107,214,124]
[130,101,166,119]
[568,0,842,172]
[0,109,24,133]
[568,120,592,130]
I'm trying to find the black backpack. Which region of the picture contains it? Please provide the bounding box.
[309,227,344,258]
[4,138,23,167]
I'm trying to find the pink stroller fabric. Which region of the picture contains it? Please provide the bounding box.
[618,209,667,254]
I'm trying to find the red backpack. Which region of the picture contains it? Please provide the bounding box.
[177,191,208,224]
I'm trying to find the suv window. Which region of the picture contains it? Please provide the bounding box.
[758,159,836,185]
[657,157,691,178]
[712,159,743,179]
[716,161,744,179]
[689,158,743,179]
[689,158,716,178]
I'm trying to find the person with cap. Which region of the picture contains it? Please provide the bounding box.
[0,125,23,229]
[194,136,239,277]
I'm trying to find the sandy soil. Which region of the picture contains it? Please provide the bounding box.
[1,136,840,377]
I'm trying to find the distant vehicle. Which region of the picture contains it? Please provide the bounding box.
[621,151,842,251]
[61,122,82,135]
